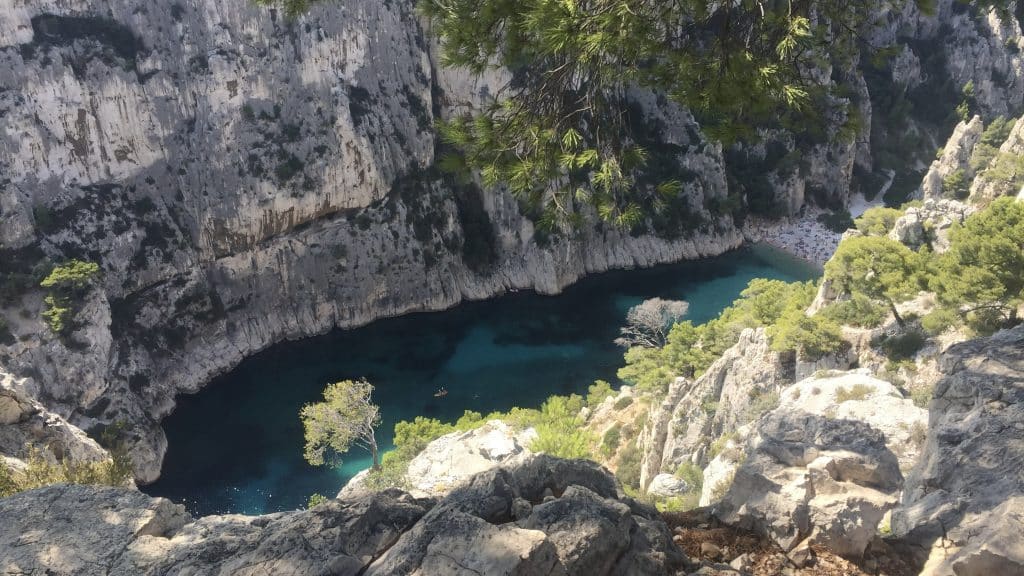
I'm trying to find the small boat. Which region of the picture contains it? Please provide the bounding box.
[433,388,449,398]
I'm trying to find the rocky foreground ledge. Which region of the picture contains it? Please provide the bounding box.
[0,455,685,576]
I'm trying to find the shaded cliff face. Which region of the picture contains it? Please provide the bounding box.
[0,0,1020,483]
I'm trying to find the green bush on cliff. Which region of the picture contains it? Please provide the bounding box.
[0,447,132,499]
[38,260,100,335]
[854,206,904,236]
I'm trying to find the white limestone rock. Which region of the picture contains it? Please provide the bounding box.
[919,116,984,200]
[777,370,929,470]
[894,325,1024,576]
[715,410,903,560]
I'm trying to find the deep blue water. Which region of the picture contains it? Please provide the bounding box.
[144,245,817,516]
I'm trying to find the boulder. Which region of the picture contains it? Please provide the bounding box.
[893,325,1024,575]
[716,411,903,560]
[647,473,692,497]
[0,485,191,576]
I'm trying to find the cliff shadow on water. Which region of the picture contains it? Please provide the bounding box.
[143,245,817,516]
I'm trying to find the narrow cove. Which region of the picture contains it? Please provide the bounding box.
[143,245,818,516]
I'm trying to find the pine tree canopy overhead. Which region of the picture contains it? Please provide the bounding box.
[257,0,1014,229]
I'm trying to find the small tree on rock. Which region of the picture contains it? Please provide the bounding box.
[615,298,689,348]
[825,236,921,326]
[301,379,382,470]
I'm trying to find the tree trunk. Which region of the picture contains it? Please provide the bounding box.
[889,300,904,327]
[369,434,380,470]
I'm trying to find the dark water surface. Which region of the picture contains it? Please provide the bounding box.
[144,245,817,516]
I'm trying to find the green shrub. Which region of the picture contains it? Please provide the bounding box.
[820,294,888,328]
[674,462,704,493]
[911,384,934,408]
[921,307,960,335]
[876,330,927,361]
[307,493,328,508]
[586,380,614,407]
[836,383,874,402]
[742,389,780,422]
[942,169,970,200]
[616,439,642,489]
[613,396,634,410]
[41,295,72,334]
[619,279,817,393]
[40,260,100,292]
[770,310,845,359]
[854,207,903,236]
[600,424,622,457]
[39,260,100,335]
[0,447,132,499]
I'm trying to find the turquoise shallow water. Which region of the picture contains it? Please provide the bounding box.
[144,245,817,516]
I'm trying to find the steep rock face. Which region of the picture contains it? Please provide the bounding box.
[0,455,690,576]
[893,325,1024,576]
[0,0,745,482]
[919,116,984,200]
[638,328,794,490]
[0,365,108,464]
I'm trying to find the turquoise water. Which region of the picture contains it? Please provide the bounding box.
[144,245,817,516]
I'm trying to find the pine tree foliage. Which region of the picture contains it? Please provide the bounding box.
[301,379,382,469]
[252,0,1012,227]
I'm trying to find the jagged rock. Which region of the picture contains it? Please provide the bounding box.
[776,370,929,471]
[919,116,984,200]
[340,420,537,499]
[716,411,903,560]
[0,455,685,576]
[364,454,685,576]
[640,328,794,490]
[889,198,974,251]
[402,420,536,498]
[0,367,108,464]
[893,325,1024,575]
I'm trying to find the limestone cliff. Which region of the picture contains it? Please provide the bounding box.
[0,0,1021,484]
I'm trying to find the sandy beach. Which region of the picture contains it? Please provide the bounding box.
[744,194,884,268]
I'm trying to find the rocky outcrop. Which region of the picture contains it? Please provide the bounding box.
[889,198,975,251]
[971,116,1024,203]
[716,411,903,562]
[0,455,687,576]
[893,325,1024,576]
[919,116,984,200]
[0,366,108,465]
[342,420,537,499]
[639,328,794,490]
[777,370,929,471]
